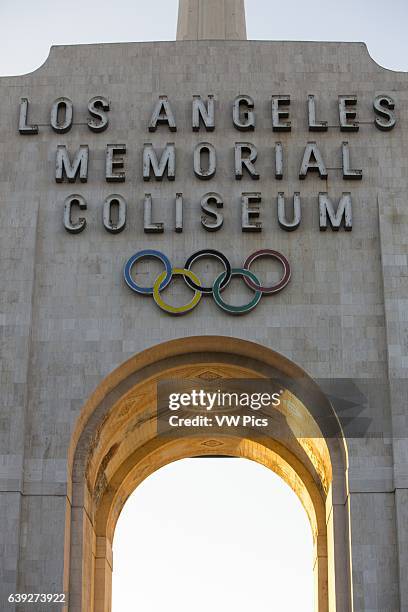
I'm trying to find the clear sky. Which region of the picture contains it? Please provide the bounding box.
[1,1,405,611]
[0,0,407,76]
[112,459,313,612]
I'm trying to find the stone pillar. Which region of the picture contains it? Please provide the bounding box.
[177,0,247,40]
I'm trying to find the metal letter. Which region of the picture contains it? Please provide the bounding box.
[63,194,87,233]
[319,192,352,231]
[103,194,126,234]
[373,95,396,131]
[51,97,73,133]
[242,192,262,232]
[308,95,328,132]
[106,144,126,182]
[56,145,89,183]
[192,95,215,131]
[233,95,255,131]
[175,193,183,233]
[88,96,110,132]
[275,142,283,180]
[143,143,175,181]
[201,192,224,232]
[144,194,164,233]
[272,95,291,132]
[148,96,177,132]
[299,142,328,180]
[278,192,301,231]
[235,143,259,180]
[194,142,216,180]
[342,142,362,180]
[19,98,38,135]
[338,95,359,132]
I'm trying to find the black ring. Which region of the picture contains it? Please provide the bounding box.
[184,249,232,294]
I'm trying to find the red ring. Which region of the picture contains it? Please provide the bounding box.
[243,249,291,294]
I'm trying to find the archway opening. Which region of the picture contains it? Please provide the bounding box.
[112,457,314,612]
[67,337,350,612]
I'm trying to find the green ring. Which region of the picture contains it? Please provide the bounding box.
[212,268,262,315]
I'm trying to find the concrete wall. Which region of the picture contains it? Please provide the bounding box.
[0,39,407,610]
[177,0,247,40]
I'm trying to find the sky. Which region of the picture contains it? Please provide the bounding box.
[112,459,313,612]
[0,0,407,76]
[1,1,404,610]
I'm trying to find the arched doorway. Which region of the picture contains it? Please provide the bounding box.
[66,336,351,612]
[111,457,315,611]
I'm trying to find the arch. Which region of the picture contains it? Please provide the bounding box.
[66,337,351,612]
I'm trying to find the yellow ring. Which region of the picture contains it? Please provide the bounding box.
[153,268,202,315]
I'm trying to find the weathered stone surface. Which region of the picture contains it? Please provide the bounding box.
[177,0,247,40]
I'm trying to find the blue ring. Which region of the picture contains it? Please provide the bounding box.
[124,250,172,295]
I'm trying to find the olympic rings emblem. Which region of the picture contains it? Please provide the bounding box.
[124,248,291,316]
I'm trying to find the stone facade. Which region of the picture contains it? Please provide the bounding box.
[0,35,407,611]
[177,0,247,40]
